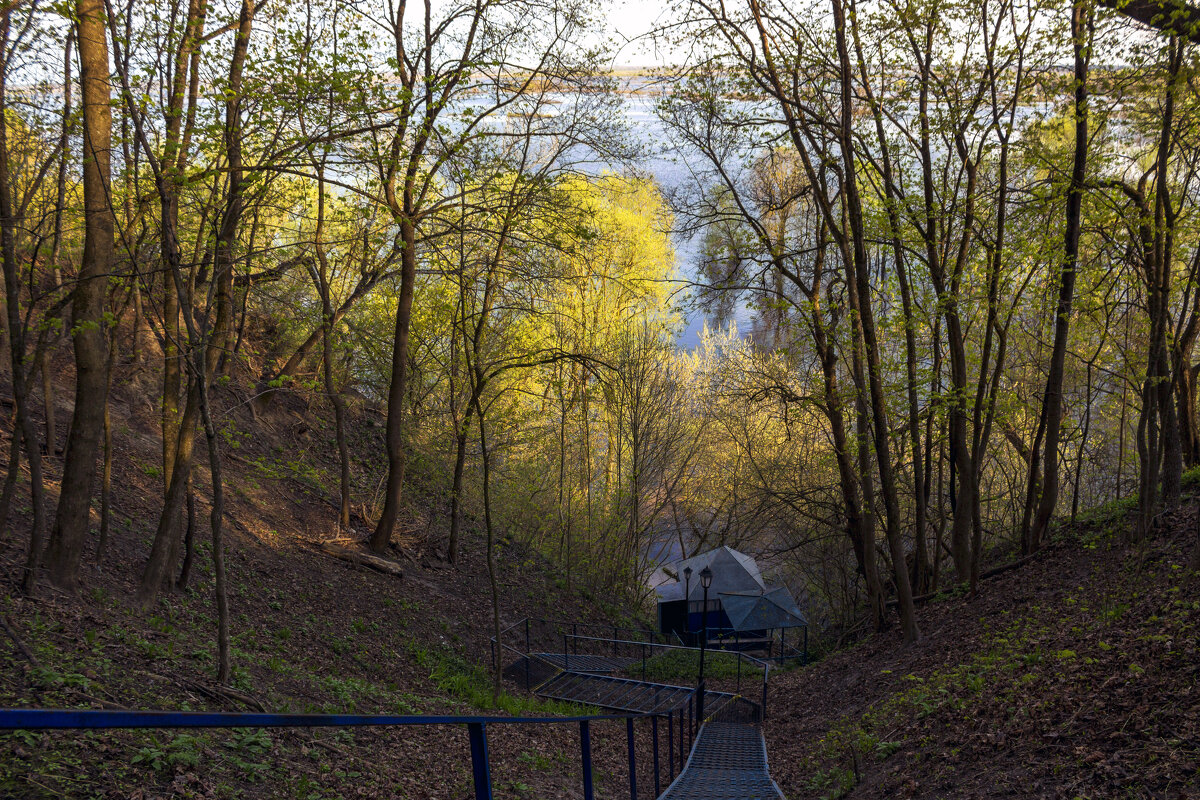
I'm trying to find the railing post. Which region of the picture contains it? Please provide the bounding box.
[573,623,578,654]
[668,711,675,780]
[688,694,693,744]
[580,720,594,800]
[641,644,646,681]
[613,625,618,656]
[525,618,530,653]
[626,717,638,800]
[564,634,569,673]
[652,714,662,796]
[467,722,492,800]
[804,626,809,665]
[762,669,768,721]
[737,651,742,693]
[680,707,686,762]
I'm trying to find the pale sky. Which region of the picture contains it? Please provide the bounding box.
[606,0,676,66]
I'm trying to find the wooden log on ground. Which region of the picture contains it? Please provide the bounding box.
[315,540,405,579]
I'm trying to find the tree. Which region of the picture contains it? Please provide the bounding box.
[42,0,114,588]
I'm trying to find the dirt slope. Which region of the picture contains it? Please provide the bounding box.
[764,498,1200,800]
[0,358,649,799]
[3,352,1199,799]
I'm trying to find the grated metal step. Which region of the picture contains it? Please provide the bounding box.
[657,722,784,800]
[531,652,641,673]
[533,670,737,716]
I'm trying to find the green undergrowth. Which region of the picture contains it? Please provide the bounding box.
[622,647,767,683]
[0,577,592,798]
[1183,464,1200,490]
[406,640,591,717]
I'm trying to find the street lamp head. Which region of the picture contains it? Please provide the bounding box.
[683,566,692,582]
[699,566,713,589]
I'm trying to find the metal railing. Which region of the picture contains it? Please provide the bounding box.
[561,633,773,719]
[0,706,683,800]
[492,616,807,667]
[693,625,809,664]
[489,616,801,720]
[490,617,666,662]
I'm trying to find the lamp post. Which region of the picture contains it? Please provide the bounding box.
[683,567,692,641]
[696,565,713,725]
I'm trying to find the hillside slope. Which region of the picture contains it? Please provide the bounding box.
[3,353,1199,800]
[764,498,1200,799]
[0,358,648,799]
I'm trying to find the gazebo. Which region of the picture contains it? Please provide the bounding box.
[655,546,807,659]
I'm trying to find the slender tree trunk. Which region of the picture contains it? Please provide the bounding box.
[830,0,918,641]
[1072,361,1094,521]
[39,336,56,458]
[44,0,115,588]
[1151,40,1184,514]
[448,412,471,564]
[0,10,49,591]
[1027,0,1090,551]
[850,22,929,595]
[176,469,197,589]
[161,0,206,484]
[0,414,20,540]
[474,390,502,704]
[371,214,417,553]
[197,350,231,684]
[96,328,118,565]
[140,382,200,605]
[210,0,254,381]
[49,31,74,291]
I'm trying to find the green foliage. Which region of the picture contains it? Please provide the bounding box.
[407,641,589,716]
[133,734,204,772]
[1182,464,1200,490]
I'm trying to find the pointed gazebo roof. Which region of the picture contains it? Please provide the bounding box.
[668,546,767,602]
[719,586,808,631]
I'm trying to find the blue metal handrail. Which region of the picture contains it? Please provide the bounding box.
[0,706,680,800]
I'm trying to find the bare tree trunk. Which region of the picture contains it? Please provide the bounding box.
[1071,361,1094,522]
[140,383,200,605]
[474,389,502,704]
[210,0,255,382]
[849,21,930,595]
[49,31,74,290]
[830,0,918,641]
[44,0,115,588]
[176,469,196,589]
[1026,0,1090,552]
[96,328,118,565]
[371,214,417,552]
[39,333,56,458]
[197,351,231,684]
[312,169,351,531]
[161,0,206,487]
[0,9,48,593]
[448,413,471,564]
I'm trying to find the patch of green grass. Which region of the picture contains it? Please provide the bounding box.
[407,641,590,716]
[1182,464,1200,490]
[623,648,764,683]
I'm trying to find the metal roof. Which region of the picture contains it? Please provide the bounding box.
[718,586,808,631]
[657,546,768,602]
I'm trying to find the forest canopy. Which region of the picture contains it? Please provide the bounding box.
[0,0,1198,684]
